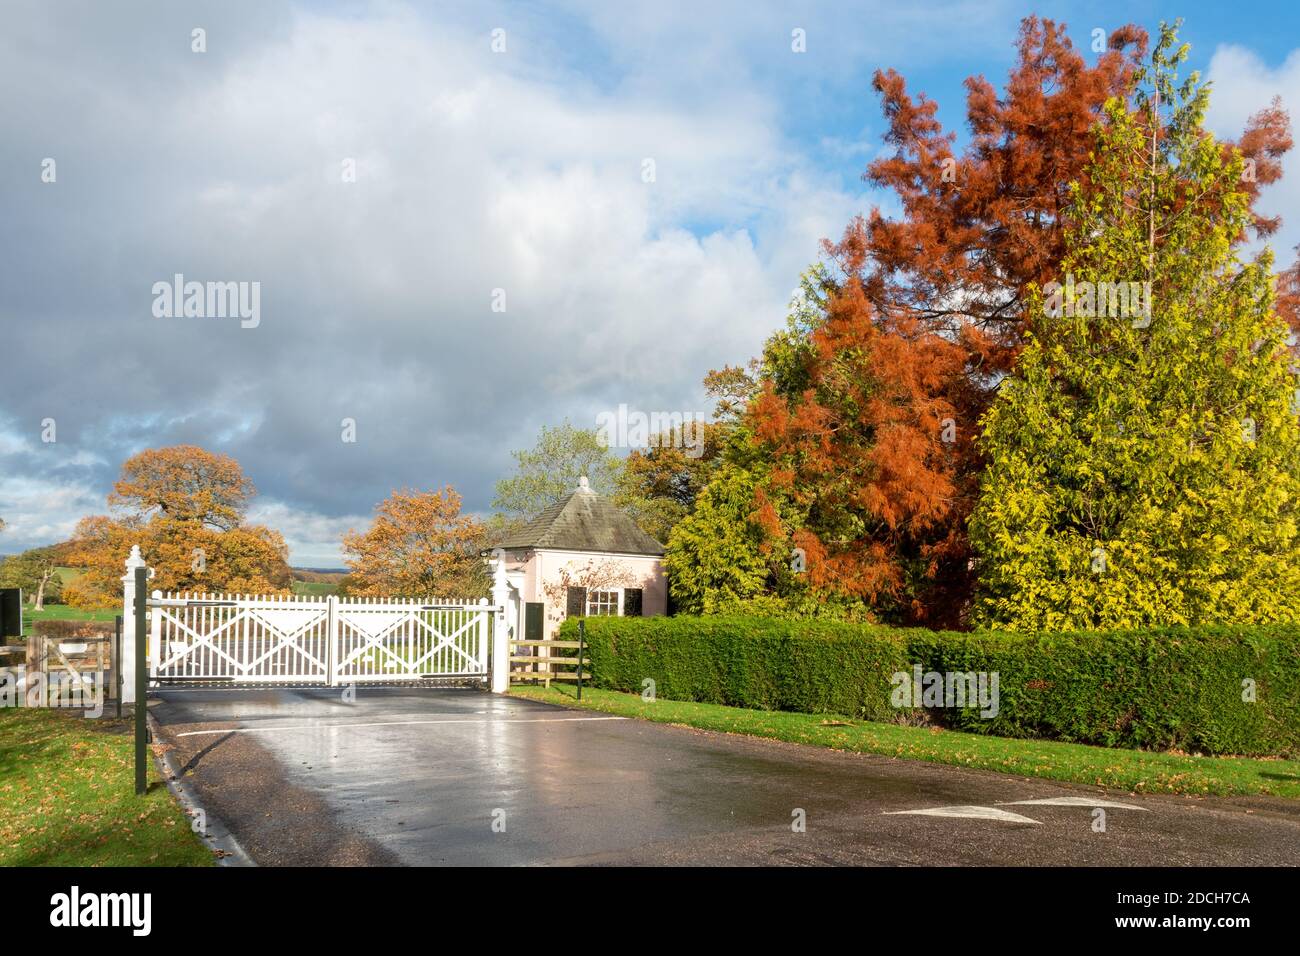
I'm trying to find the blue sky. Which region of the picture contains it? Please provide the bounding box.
[1,1,1297,565]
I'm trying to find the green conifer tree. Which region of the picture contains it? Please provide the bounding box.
[971,23,1300,630]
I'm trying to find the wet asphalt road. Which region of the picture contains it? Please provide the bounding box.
[150,686,1300,866]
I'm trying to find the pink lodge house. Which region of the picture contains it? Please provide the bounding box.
[489,477,667,644]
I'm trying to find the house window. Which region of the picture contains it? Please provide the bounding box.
[566,587,586,618]
[586,590,619,616]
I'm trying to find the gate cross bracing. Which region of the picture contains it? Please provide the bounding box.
[148,592,495,685]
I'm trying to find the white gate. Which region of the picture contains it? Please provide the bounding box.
[332,597,490,682]
[148,592,494,685]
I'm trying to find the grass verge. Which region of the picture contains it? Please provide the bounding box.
[18,604,118,638]
[0,708,215,866]
[511,684,1300,799]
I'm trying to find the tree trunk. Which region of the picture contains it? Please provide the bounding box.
[34,568,53,612]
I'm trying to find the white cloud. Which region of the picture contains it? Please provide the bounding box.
[7,0,1063,563]
[1205,43,1300,263]
[0,474,102,552]
[0,2,868,551]
[0,430,32,457]
[246,500,368,568]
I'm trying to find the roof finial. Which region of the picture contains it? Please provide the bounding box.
[577,475,591,493]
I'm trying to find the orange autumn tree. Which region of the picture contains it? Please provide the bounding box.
[109,444,254,530]
[65,446,292,607]
[853,19,1285,366]
[1277,246,1300,340]
[341,487,489,598]
[736,16,1292,627]
[750,264,977,622]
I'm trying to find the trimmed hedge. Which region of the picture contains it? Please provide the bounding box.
[563,616,910,722]
[31,619,114,638]
[558,615,1300,757]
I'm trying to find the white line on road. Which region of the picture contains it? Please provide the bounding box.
[999,797,1149,810]
[171,715,629,737]
[883,805,1042,824]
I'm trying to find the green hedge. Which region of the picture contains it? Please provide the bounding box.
[31,619,114,638]
[561,615,910,721]
[558,616,1300,756]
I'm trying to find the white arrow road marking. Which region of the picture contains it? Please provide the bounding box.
[999,797,1149,811]
[883,805,1042,824]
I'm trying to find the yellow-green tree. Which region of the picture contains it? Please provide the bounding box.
[663,463,773,613]
[970,24,1300,630]
[612,420,725,544]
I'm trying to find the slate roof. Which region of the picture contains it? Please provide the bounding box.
[494,480,664,556]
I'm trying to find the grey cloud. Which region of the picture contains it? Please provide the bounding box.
[1,0,869,559]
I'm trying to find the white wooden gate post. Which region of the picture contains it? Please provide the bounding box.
[325,595,338,687]
[120,546,146,704]
[149,590,162,677]
[490,551,512,693]
[476,597,490,677]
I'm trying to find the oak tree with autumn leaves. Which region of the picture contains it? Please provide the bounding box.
[670,16,1296,627]
[64,446,292,607]
[342,487,489,598]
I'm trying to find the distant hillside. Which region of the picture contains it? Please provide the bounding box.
[291,568,348,582]
[292,580,339,596]
[290,567,346,596]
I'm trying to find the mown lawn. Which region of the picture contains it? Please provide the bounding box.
[292,580,338,596]
[0,708,214,866]
[20,604,118,637]
[7,568,117,637]
[512,684,1300,799]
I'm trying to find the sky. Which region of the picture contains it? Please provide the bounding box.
[2,0,1298,566]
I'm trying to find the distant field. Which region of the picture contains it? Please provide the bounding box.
[1,569,110,638]
[292,580,339,596]
[52,566,83,585]
[16,604,118,639]
[291,567,344,596]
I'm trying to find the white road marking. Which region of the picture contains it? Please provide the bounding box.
[1000,797,1149,811]
[172,715,628,737]
[883,805,1042,824]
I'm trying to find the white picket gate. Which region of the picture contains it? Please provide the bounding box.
[148,591,494,685]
